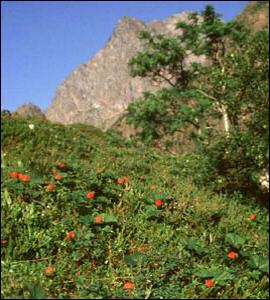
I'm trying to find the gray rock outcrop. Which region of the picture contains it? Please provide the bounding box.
[15,103,45,119]
[45,12,203,130]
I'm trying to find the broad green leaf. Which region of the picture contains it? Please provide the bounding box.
[79,215,93,225]
[124,253,145,266]
[225,233,246,249]
[102,214,118,223]
[145,205,161,219]
[187,238,206,255]
[26,283,47,299]
[248,270,262,280]
[195,269,222,278]
[215,271,234,283]
[248,255,269,273]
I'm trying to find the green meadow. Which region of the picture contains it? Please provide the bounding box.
[1,114,268,299]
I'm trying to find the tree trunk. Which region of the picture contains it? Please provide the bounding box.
[220,103,230,137]
[221,83,230,138]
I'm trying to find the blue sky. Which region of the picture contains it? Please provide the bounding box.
[1,1,249,112]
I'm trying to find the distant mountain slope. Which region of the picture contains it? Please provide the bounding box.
[14,103,46,119]
[235,1,269,31]
[44,2,268,131]
[44,12,205,130]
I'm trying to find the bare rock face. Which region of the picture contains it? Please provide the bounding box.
[42,3,270,131]
[235,1,269,32]
[15,103,45,119]
[45,13,203,130]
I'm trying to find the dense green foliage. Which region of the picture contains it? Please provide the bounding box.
[127,5,269,193]
[1,114,269,299]
[1,5,269,299]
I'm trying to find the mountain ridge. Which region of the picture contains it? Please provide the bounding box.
[15,2,268,131]
[44,12,201,130]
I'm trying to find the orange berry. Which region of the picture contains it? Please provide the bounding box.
[21,175,30,182]
[17,173,24,179]
[227,251,238,259]
[117,177,124,184]
[249,213,256,220]
[47,183,55,191]
[124,281,135,289]
[55,174,62,180]
[10,171,19,178]
[45,266,55,275]
[154,199,164,207]
[87,192,95,199]
[205,279,215,288]
[95,215,103,224]
[67,231,76,239]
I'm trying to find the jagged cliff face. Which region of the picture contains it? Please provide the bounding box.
[45,2,269,131]
[45,13,199,130]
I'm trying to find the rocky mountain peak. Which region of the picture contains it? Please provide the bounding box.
[15,103,45,119]
[112,16,146,38]
[44,2,268,131]
[45,12,183,130]
[118,16,145,27]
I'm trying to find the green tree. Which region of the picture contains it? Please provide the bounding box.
[127,5,269,192]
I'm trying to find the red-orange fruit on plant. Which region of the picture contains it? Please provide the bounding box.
[67,231,76,239]
[10,171,19,178]
[51,168,57,174]
[205,279,215,288]
[59,163,65,168]
[55,174,62,180]
[87,192,95,199]
[47,183,55,191]
[45,266,55,275]
[123,281,135,289]
[249,213,256,220]
[117,177,125,184]
[227,251,238,259]
[124,176,129,183]
[18,173,24,179]
[154,199,164,207]
[21,175,30,182]
[95,215,103,224]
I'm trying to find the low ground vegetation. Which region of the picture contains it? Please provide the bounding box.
[1,6,269,299]
[1,114,269,299]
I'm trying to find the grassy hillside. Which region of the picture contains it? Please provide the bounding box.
[1,114,269,299]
